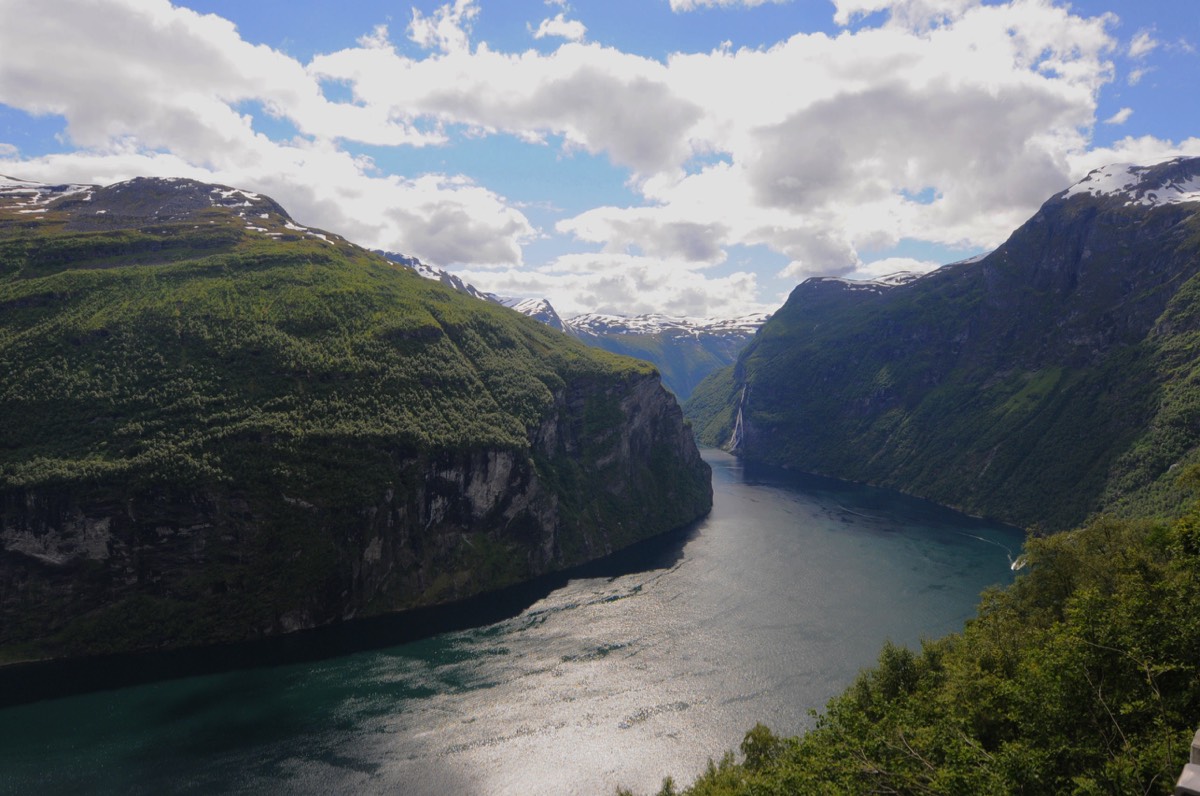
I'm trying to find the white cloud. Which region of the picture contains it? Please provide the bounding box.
[0,143,17,157]
[532,14,586,42]
[408,0,479,54]
[832,0,975,28]
[1128,29,1159,59]
[1103,107,1133,125]
[357,24,391,50]
[0,0,531,267]
[671,0,788,10]
[0,145,535,267]
[845,256,942,281]
[310,42,704,174]
[548,1,1118,280]
[456,253,767,317]
[0,0,1190,316]
[1065,135,1200,179]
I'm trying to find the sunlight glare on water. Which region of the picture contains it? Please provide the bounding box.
[0,450,1023,795]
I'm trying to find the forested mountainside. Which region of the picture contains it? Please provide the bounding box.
[687,157,1200,531]
[662,159,1200,795]
[376,252,765,400]
[0,175,711,662]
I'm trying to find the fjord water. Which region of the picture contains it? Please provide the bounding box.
[0,451,1022,795]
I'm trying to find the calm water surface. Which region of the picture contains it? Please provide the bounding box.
[0,451,1023,795]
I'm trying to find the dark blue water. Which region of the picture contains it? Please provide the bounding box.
[0,451,1024,795]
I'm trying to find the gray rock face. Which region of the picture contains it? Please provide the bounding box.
[0,373,710,659]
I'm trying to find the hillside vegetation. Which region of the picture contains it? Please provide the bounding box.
[633,492,1200,795]
[687,158,1200,531]
[0,177,712,661]
[669,159,1200,794]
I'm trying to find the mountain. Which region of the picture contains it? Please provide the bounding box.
[561,312,768,400]
[0,176,711,662]
[500,297,570,332]
[375,249,502,304]
[374,251,767,400]
[686,156,1200,530]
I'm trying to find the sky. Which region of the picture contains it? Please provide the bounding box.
[0,0,1198,318]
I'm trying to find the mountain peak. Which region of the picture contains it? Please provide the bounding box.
[500,297,567,331]
[1062,156,1200,208]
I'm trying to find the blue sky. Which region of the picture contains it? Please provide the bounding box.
[1,0,1198,317]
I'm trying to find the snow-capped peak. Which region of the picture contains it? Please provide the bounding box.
[565,312,769,338]
[1063,157,1200,207]
[500,297,567,331]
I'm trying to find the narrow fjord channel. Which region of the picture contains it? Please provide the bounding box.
[0,450,1022,795]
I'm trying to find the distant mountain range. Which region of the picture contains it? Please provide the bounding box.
[686,156,1200,530]
[375,251,767,398]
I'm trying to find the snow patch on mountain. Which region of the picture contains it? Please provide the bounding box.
[500,297,567,331]
[375,250,767,339]
[566,312,769,339]
[1064,157,1200,207]
[376,251,500,303]
[0,175,93,208]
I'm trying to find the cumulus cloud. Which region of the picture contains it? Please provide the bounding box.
[0,0,1190,316]
[456,253,765,317]
[832,0,976,28]
[548,0,1119,281]
[408,0,479,54]
[847,256,944,281]
[559,209,729,263]
[0,0,532,266]
[532,13,586,42]
[1066,135,1200,178]
[0,146,535,267]
[310,42,704,174]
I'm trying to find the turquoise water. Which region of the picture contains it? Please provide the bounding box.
[0,451,1024,795]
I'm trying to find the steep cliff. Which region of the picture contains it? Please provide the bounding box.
[687,157,1200,529]
[0,176,711,661]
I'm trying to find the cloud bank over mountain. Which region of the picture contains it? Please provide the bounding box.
[0,0,1197,316]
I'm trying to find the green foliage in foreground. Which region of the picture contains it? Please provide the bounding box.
[632,500,1200,795]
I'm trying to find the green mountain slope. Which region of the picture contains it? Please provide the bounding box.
[0,176,712,661]
[666,158,1200,796]
[687,157,1200,530]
